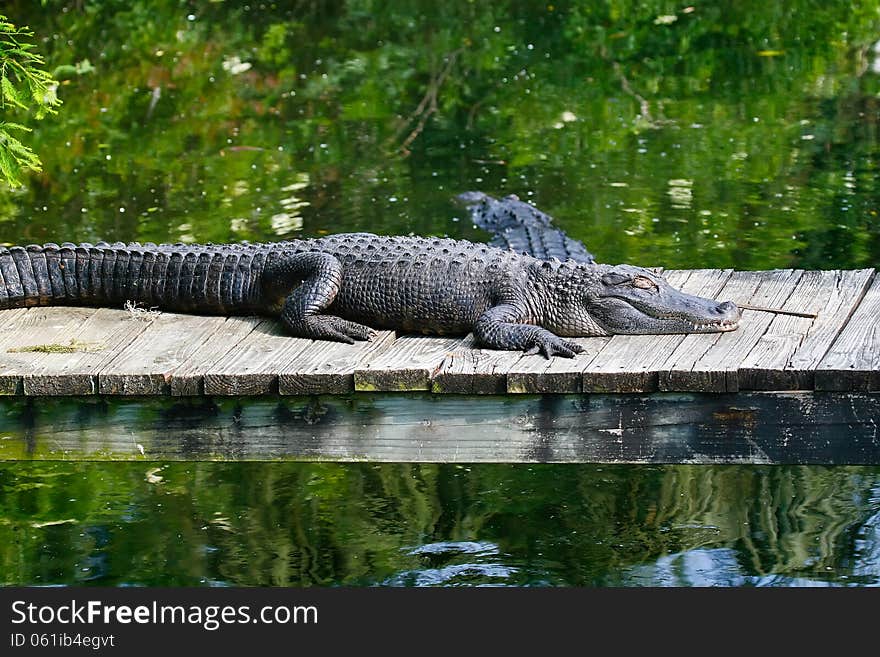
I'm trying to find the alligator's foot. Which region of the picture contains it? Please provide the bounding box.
[523,333,584,359]
[301,315,377,344]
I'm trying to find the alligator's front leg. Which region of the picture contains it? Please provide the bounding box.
[474,303,584,358]
[262,252,375,343]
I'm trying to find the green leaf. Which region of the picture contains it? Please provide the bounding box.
[0,76,28,110]
[0,121,30,132]
[75,59,95,75]
[0,144,23,187]
[52,64,78,81]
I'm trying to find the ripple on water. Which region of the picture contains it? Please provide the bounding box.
[386,541,518,587]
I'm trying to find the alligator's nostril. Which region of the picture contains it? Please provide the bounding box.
[715,301,738,315]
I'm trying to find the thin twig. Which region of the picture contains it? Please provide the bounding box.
[612,61,655,123]
[737,303,818,319]
[466,95,488,131]
[598,43,671,129]
[390,49,462,156]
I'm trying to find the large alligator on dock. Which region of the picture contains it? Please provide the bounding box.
[0,208,741,358]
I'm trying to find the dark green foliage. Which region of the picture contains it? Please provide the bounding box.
[0,15,61,187]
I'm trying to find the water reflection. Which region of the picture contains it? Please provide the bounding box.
[389,542,518,586]
[1,463,878,587]
[852,484,880,581]
[620,548,857,587]
[2,2,879,271]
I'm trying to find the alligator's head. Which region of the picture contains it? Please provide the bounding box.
[543,263,741,336]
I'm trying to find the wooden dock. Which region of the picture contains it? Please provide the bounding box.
[0,268,877,396]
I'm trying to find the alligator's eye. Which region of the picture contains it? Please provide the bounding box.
[601,272,631,286]
[632,276,658,290]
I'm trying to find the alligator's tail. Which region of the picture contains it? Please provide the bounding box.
[455,191,596,264]
[0,242,263,314]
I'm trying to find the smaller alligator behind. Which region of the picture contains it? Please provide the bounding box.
[0,195,741,358]
[458,191,596,264]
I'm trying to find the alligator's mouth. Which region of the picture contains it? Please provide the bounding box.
[683,317,740,332]
[645,309,741,333]
[589,295,742,336]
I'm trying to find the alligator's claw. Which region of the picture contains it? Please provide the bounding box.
[331,318,375,343]
[524,334,584,359]
[307,316,375,344]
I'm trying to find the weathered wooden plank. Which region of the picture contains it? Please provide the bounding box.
[98,313,231,395]
[278,330,396,395]
[203,319,313,395]
[0,307,76,349]
[506,337,610,393]
[659,269,803,392]
[354,335,458,391]
[581,269,734,393]
[0,308,28,335]
[2,392,879,464]
[815,273,880,391]
[0,307,100,394]
[430,334,528,394]
[738,269,874,390]
[169,316,262,396]
[23,307,154,395]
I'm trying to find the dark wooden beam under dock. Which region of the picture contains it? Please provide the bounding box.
[0,392,878,464]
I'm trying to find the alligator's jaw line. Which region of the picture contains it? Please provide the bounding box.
[689,319,740,332]
[608,316,741,335]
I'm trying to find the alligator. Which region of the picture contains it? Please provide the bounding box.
[0,221,741,359]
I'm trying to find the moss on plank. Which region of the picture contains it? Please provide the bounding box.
[7,339,104,354]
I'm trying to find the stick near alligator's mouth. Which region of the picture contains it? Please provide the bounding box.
[736,303,818,319]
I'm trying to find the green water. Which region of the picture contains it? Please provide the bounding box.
[2,462,878,586]
[1,1,879,586]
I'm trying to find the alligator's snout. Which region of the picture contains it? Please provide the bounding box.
[689,300,741,332]
[714,300,741,320]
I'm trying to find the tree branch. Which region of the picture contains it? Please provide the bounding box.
[389,48,462,156]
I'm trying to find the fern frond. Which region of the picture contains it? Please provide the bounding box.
[0,141,24,187]
[0,75,28,110]
[0,14,59,186]
[0,121,31,132]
